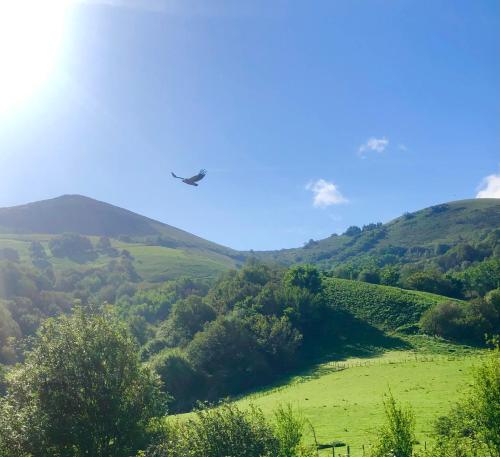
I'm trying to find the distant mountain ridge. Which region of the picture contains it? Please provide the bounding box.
[0,195,498,271]
[0,194,236,257]
[256,198,500,267]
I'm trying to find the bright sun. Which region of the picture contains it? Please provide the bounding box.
[0,0,69,115]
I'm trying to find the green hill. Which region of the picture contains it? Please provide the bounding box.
[0,195,236,255]
[256,199,500,267]
[324,277,464,331]
[0,195,241,281]
[0,196,498,282]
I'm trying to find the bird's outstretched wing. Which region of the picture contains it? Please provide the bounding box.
[171,172,184,179]
[187,169,207,183]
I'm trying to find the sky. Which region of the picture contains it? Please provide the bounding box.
[0,0,499,250]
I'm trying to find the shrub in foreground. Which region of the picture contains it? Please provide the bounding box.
[423,343,500,457]
[371,392,415,457]
[0,308,167,457]
[142,402,314,457]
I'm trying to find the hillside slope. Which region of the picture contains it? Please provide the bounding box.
[0,195,241,281]
[323,277,464,331]
[0,194,236,256]
[256,199,500,267]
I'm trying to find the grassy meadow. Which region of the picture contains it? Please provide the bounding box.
[0,234,234,282]
[175,337,484,456]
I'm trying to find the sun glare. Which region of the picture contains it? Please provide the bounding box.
[0,0,69,115]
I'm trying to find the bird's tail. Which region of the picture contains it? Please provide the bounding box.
[171,172,182,179]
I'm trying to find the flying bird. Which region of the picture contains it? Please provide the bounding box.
[171,169,207,186]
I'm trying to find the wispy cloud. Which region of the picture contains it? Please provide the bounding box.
[358,137,389,158]
[306,179,348,208]
[476,172,500,198]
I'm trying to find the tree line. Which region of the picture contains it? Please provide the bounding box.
[0,307,498,457]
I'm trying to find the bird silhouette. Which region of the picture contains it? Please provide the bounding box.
[171,169,207,186]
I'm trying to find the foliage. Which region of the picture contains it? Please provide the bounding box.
[284,264,323,294]
[420,301,499,344]
[457,258,500,297]
[424,345,500,457]
[344,226,362,236]
[149,349,204,413]
[0,308,167,457]
[187,316,270,396]
[155,295,216,348]
[141,402,313,457]
[273,404,312,457]
[402,270,461,298]
[0,302,20,364]
[258,199,500,272]
[48,232,95,261]
[323,277,461,330]
[371,392,416,457]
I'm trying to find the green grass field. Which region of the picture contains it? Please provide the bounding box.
[221,338,483,456]
[0,234,234,282]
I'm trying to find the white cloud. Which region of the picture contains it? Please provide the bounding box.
[476,173,500,198]
[306,179,348,208]
[358,137,389,157]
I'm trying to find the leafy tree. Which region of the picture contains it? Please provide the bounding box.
[403,270,460,298]
[459,258,500,296]
[426,344,500,457]
[29,241,51,269]
[186,317,269,396]
[343,225,362,236]
[249,314,302,372]
[465,344,500,455]
[48,232,95,261]
[284,264,322,294]
[485,287,500,308]
[142,403,313,457]
[0,302,20,364]
[274,404,311,457]
[0,365,7,396]
[371,392,416,457]
[358,268,380,284]
[380,265,400,287]
[420,300,498,344]
[0,308,167,457]
[157,295,216,348]
[149,349,204,412]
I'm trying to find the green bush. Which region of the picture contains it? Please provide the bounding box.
[423,344,500,457]
[371,392,416,457]
[142,402,313,457]
[150,349,205,412]
[420,301,499,344]
[0,308,167,457]
[144,403,279,457]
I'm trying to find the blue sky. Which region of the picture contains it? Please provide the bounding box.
[0,0,499,250]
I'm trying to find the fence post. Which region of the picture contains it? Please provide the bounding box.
[362,444,365,456]
[332,446,335,457]
[347,445,350,456]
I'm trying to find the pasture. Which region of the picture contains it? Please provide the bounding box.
[231,340,483,455]
[0,234,233,282]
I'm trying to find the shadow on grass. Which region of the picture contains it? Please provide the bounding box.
[231,309,411,401]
